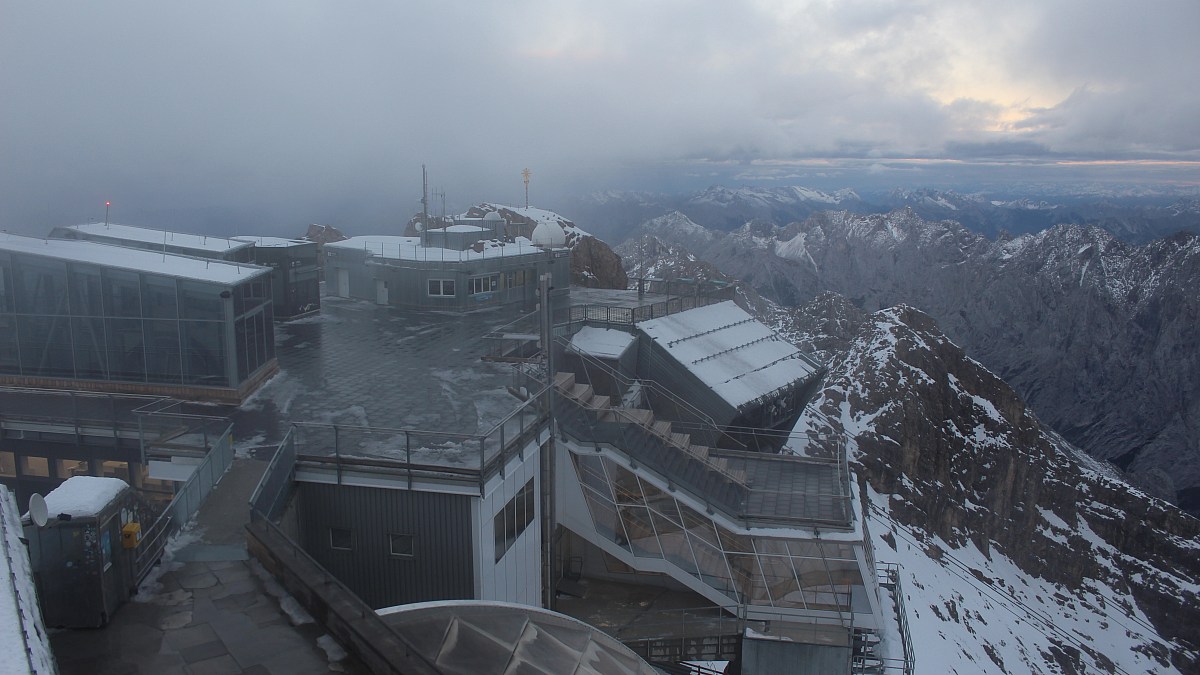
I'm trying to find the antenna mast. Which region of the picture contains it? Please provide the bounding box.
[522,168,531,208]
[421,165,429,231]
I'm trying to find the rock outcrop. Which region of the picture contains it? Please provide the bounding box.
[784,296,1200,674]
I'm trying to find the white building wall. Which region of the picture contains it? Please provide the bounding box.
[475,437,543,607]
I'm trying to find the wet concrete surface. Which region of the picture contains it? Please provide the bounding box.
[49,458,366,675]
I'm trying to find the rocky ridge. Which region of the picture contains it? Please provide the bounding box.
[786,295,1200,674]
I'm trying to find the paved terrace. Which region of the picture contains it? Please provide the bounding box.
[234,295,534,450]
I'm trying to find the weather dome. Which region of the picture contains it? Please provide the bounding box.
[531,221,567,248]
[483,211,503,222]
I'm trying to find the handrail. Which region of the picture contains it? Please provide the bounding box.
[246,515,441,675]
[264,380,552,497]
[559,335,748,451]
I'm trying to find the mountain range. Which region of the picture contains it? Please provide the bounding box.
[559,185,1200,246]
[617,210,1200,518]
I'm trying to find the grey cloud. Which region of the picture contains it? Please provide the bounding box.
[2,0,1197,238]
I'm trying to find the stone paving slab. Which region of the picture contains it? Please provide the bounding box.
[51,556,365,674]
[50,455,366,674]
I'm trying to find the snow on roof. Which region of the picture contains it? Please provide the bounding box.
[0,233,270,285]
[326,235,549,262]
[438,225,490,233]
[0,487,55,674]
[232,235,312,248]
[569,327,636,360]
[62,222,251,254]
[637,301,818,409]
[43,476,128,518]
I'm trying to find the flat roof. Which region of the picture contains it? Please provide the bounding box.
[568,326,636,360]
[326,235,548,263]
[232,235,313,248]
[236,296,531,455]
[59,223,252,254]
[638,300,820,409]
[0,233,270,285]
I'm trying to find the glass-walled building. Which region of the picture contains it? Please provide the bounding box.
[0,234,275,402]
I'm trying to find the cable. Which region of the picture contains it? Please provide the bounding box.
[866,501,1178,675]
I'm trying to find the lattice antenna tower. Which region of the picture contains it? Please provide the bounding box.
[522,168,531,208]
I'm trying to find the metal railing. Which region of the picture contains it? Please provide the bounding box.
[248,427,298,523]
[866,563,915,675]
[246,515,440,675]
[558,341,748,451]
[249,380,551,500]
[134,420,235,584]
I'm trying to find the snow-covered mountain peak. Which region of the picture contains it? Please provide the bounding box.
[782,299,1200,674]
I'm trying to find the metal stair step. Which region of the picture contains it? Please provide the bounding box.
[553,371,575,390]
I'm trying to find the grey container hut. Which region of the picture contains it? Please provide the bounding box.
[23,476,154,627]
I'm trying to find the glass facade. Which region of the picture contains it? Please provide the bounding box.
[571,452,866,614]
[0,250,274,390]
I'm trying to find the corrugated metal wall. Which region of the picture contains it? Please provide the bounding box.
[296,482,475,610]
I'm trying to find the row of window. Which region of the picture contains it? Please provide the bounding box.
[425,269,538,298]
[572,452,863,611]
[494,478,536,562]
[329,528,415,559]
[0,315,230,385]
[0,453,175,499]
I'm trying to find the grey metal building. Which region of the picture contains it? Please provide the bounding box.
[233,236,321,320]
[0,233,276,402]
[324,226,570,312]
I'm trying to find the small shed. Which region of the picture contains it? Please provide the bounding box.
[636,301,826,447]
[24,476,153,627]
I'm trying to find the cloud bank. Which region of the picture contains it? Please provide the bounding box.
[2,0,1196,235]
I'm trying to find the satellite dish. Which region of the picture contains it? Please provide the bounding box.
[28,493,48,528]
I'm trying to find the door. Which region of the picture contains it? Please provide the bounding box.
[337,269,350,298]
[376,279,389,305]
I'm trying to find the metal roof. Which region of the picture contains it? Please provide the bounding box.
[0,233,269,285]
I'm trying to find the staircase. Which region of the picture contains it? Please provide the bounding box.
[553,372,750,513]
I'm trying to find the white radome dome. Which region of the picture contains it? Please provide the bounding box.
[531,221,567,248]
[483,211,503,222]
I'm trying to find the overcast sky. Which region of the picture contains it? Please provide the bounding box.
[2,0,1197,236]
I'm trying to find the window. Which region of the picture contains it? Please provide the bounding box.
[494,478,536,562]
[19,456,50,478]
[0,452,15,477]
[389,533,415,559]
[56,459,89,479]
[330,528,352,551]
[468,275,499,295]
[428,279,455,296]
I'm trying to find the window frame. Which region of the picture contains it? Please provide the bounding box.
[427,279,456,297]
[330,527,353,551]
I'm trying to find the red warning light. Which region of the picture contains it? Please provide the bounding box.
[105,201,111,206]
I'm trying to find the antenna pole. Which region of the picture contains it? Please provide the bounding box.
[104,201,110,227]
[522,168,531,208]
[421,165,429,231]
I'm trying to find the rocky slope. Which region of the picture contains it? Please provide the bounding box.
[617,213,1200,513]
[784,296,1200,674]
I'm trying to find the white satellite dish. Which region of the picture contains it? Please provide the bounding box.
[28,493,48,528]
